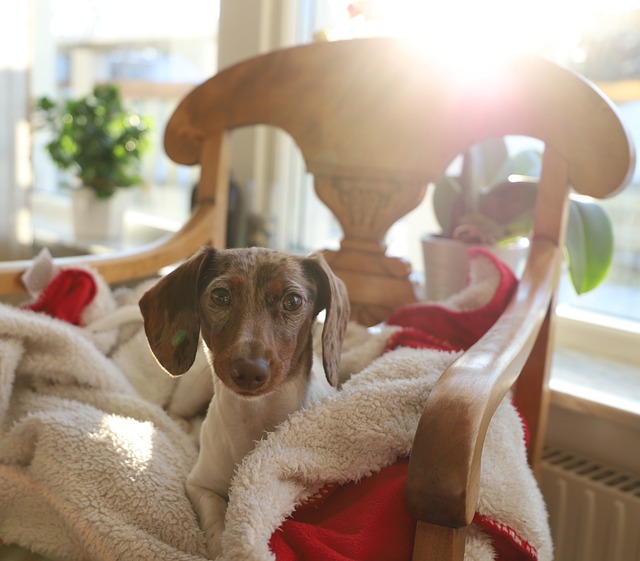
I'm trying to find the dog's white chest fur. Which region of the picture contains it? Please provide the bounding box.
[191,357,333,499]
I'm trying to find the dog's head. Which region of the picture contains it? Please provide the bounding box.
[139,246,350,396]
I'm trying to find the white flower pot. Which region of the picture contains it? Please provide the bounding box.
[421,234,529,301]
[71,187,133,243]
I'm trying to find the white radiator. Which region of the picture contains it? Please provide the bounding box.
[540,447,640,561]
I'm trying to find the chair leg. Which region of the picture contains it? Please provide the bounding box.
[412,520,466,561]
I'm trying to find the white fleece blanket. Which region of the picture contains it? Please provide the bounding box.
[0,278,208,561]
[0,254,552,561]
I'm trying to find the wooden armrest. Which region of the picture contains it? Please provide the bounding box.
[406,237,562,527]
[0,202,219,296]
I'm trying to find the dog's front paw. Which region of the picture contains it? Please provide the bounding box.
[187,481,228,560]
[204,521,224,560]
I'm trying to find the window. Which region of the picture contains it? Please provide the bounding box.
[31,0,219,248]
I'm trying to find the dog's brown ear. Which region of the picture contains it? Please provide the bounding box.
[304,252,350,387]
[139,247,215,376]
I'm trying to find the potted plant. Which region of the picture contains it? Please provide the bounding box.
[34,84,151,241]
[423,137,614,300]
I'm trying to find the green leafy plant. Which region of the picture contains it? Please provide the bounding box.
[433,137,614,294]
[35,84,151,199]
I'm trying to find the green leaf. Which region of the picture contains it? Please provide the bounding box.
[470,137,509,189]
[432,176,462,237]
[565,196,614,294]
[478,179,537,233]
[490,148,542,183]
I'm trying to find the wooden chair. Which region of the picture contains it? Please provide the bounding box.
[0,38,634,560]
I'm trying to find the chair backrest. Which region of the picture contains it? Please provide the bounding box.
[0,37,634,561]
[165,38,632,322]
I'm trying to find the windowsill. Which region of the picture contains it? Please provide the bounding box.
[548,329,640,472]
[550,346,640,429]
[30,188,187,256]
[551,305,640,428]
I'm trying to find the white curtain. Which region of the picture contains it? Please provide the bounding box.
[0,1,32,259]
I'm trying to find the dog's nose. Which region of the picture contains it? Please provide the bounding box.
[230,357,269,391]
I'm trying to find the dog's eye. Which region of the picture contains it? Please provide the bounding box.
[282,292,302,311]
[211,288,231,307]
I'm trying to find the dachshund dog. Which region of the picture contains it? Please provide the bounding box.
[139,246,350,558]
